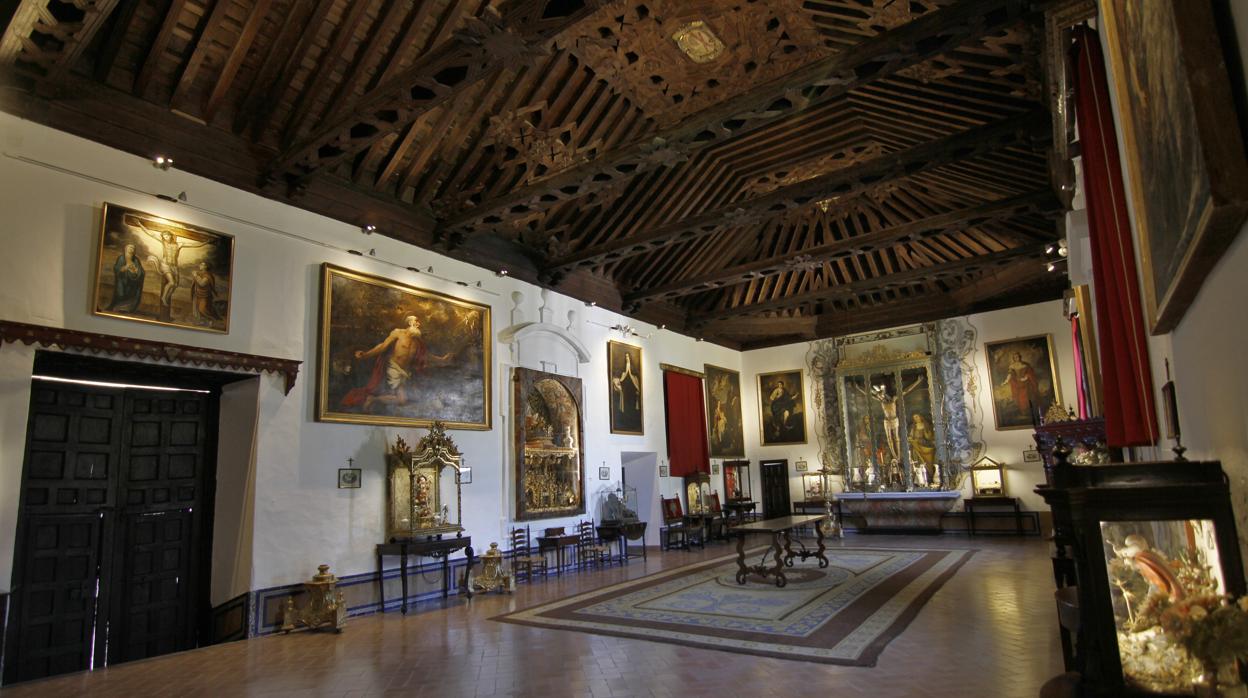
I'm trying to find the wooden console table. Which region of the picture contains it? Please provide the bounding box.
[597,521,648,561]
[376,536,474,614]
[729,514,828,588]
[965,496,1024,535]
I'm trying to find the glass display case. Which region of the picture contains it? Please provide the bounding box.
[684,472,711,515]
[802,470,830,503]
[385,422,464,541]
[970,455,1005,495]
[598,484,639,524]
[723,460,752,502]
[1036,458,1245,697]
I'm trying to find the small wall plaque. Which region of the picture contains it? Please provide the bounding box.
[338,468,361,489]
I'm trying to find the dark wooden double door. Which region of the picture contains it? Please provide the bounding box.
[5,380,216,684]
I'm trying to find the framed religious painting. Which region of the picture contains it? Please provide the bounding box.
[1098,0,1248,333]
[514,367,585,521]
[984,334,1062,431]
[92,203,234,333]
[316,263,491,429]
[607,340,643,435]
[703,363,744,458]
[757,369,807,446]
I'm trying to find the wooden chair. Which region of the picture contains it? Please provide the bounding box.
[707,492,727,541]
[509,526,548,582]
[660,496,689,550]
[577,520,611,569]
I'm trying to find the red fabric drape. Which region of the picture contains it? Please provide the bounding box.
[1072,26,1159,447]
[663,370,709,477]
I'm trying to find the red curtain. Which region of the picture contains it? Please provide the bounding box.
[1072,26,1159,447]
[663,370,709,477]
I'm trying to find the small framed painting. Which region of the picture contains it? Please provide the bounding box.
[984,334,1062,430]
[599,466,610,480]
[659,465,670,478]
[337,468,362,489]
[795,460,808,472]
[1023,449,1041,464]
[711,462,720,475]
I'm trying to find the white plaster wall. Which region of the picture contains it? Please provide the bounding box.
[738,299,1078,514]
[211,377,260,606]
[0,112,740,593]
[1095,3,1248,562]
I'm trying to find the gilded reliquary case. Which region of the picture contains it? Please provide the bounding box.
[514,367,585,521]
[386,422,464,540]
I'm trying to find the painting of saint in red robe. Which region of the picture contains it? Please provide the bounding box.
[317,264,491,429]
[984,334,1063,430]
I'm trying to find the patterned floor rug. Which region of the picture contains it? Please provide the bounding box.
[494,545,974,666]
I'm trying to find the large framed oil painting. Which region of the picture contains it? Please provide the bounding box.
[984,334,1062,431]
[316,264,491,429]
[757,369,807,446]
[607,340,643,435]
[1098,0,1248,334]
[514,367,585,521]
[92,203,234,333]
[704,363,744,457]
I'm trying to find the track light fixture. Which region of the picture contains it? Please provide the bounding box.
[361,224,377,235]
[153,155,174,170]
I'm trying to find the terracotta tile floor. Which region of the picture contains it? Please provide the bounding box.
[2,535,1063,697]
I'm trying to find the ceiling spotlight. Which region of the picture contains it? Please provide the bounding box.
[586,301,597,307]
[1045,244,1055,254]
[361,224,377,235]
[659,324,667,330]
[496,269,509,277]
[153,155,174,170]
[696,337,704,342]
[1057,241,1069,258]
[1046,262,1056,272]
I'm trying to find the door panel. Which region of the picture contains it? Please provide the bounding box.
[5,514,102,683]
[760,460,791,519]
[112,510,195,663]
[110,391,208,665]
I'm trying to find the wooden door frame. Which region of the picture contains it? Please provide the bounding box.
[3,352,228,684]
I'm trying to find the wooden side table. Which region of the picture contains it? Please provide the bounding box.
[536,533,579,575]
[376,536,474,614]
[965,496,1023,535]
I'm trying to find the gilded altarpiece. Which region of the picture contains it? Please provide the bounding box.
[808,322,983,492]
[514,367,586,521]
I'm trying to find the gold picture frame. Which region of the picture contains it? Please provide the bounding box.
[1098,0,1248,334]
[607,340,643,435]
[983,334,1062,431]
[92,202,235,333]
[316,263,491,429]
[757,369,807,446]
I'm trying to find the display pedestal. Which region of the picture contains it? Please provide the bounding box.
[839,491,961,532]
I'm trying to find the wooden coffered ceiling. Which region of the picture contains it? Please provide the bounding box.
[0,0,1072,349]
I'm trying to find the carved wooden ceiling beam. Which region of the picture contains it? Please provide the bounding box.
[695,240,1051,323]
[0,0,120,86]
[266,0,607,188]
[624,187,1059,306]
[441,0,1054,241]
[552,109,1050,277]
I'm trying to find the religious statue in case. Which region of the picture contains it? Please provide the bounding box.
[684,472,711,515]
[386,421,465,541]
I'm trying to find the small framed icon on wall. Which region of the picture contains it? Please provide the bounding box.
[338,468,362,489]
